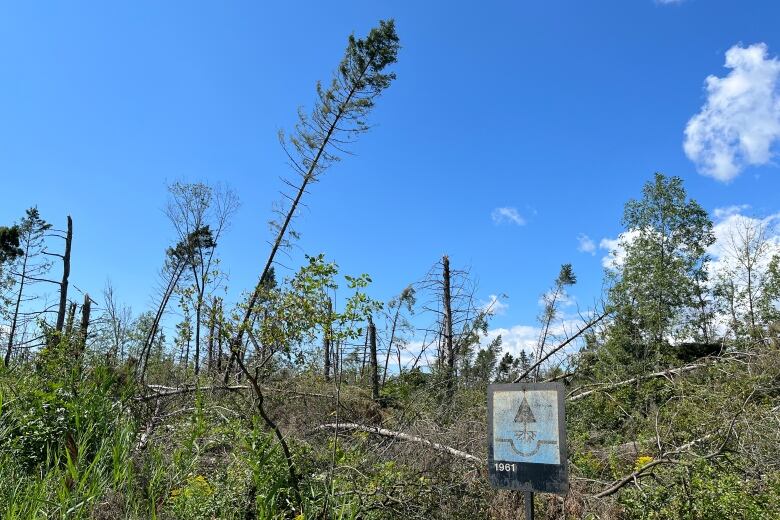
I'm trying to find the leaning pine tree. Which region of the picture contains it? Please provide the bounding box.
[223,19,400,507]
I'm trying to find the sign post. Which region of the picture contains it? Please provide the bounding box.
[487,383,568,519]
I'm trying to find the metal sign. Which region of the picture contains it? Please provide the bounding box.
[487,382,568,494]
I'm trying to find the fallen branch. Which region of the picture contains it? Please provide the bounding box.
[594,389,752,498]
[317,422,483,465]
[137,384,337,401]
[136,384,248,401]
[568,363,707,402]
[514,311,610,383]
[594,433,717,498]
[568,353,747,402]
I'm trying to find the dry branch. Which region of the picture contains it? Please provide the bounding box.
[513,311,609,383]
[567,355,743,402]
[317,422,483,465]
[594,433,723,498]
[137,384,249,401]
[138,383,338,402]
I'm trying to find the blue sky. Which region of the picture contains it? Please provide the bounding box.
[2,0,780,357]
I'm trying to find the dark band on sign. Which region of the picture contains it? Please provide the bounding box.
[487,382,568,494]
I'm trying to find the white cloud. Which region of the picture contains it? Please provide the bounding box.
[482,294,509,316]
[713,204,751,220]
[483,317,587,362]
[577,234,596,255]
[599,230,640,269]
[657,0,685,4]
[491,207,525,226]
[599,206,780,283]
[704,207,780,336]
[484,325,538,357]
[684,43,780,182]
[708,208,780,275]
[538,290,576,309]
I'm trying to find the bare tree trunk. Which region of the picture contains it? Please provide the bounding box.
[65,301,77,336]
[138,262,185,381]
[5,239,30,366]
[360,326,369,381]
[369,318,379,400]
[184,336,191,372]
[217,322,224,372]
[333,339,340,382]
[207,297,217,374]
[747,263,757,339]
[324,298,332,381]
[194,289,202,375]
[55,216,72,333]
[382,302,402,388]
[442,255,455,401]
[78,293,91,355]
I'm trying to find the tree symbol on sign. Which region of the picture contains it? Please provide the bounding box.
[514,395,536,442]
[515,395,536,423]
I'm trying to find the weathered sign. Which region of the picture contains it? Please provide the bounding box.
[487,382,568,494]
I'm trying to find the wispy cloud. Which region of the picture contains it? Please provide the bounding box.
[684,43,780,182]
[577,234,596,255]
[538,290,575,309]
[713,204,751,220]
[491,207,526,226]
[482,294,509,316]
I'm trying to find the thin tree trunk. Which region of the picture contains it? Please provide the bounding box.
[324,298,332,381]
[442,255,455,401]
[217,323,224,372]
[382,302,401,388]
[747,264,757,339]
[184,336,191,372]
[397,343,403,378]
[207,297,217,374]
[78,293,91,355]
[194,291,202,375]
[534,285,561,381]
[5,240,30,366]
[55,216,72,333]
[138,262,185,381]
[369,319,379,400]
[65,302,77,336]
[360,326,369,381]
[333,340,340,382]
